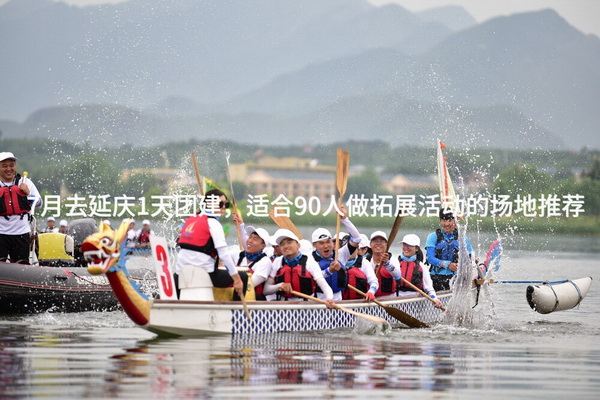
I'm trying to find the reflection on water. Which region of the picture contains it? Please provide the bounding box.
[1,320,599,399]
[0,252,598,399]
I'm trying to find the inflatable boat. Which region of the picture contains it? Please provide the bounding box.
[526,277,593,314]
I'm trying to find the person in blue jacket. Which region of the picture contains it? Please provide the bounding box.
[425,208,473,291]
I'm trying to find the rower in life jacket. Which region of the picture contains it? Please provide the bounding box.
[274,254,316,299]
[262,229,334,306]
[174,189,248,301]
[235,225,272,301]
[342,234,378,300]
[398,234,443,308]
[373,255,400,297]
[178,214,217,257]
[136,219,154,248]
[342,253,368,299]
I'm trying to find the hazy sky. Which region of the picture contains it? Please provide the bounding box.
[1,0,598,36]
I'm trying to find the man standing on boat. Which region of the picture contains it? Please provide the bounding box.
[174,189,247,300]
[0,152,42,264]
[425,208,474,291]
[263,229,334,307]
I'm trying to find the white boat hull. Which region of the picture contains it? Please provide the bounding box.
[142,292,451,336]
[526,277,592,314]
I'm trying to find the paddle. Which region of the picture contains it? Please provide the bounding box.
[290,290,387,325]
[268,209,303,239]
[475,279,571,285]
[223,153,250,320]
[347,285,429,328]
[190,152,205,196]
[399,278,446,311]
[224,153,244,251]
[334,148,349,261]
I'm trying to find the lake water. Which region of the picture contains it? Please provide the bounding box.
[1,230,599,399]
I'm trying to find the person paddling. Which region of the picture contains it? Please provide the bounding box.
[398,234,443,308]
[311,205,362,301]
[174,189,247,300]
[263,229,334,307]
[368,230,402,298]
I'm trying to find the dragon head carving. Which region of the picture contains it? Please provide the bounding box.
[82,219,131,275]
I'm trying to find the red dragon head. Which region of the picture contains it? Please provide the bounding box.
[82,219,130,275]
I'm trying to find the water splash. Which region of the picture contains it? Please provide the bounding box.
[442,223,494,328]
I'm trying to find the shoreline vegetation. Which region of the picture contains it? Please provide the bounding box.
[241,212,600,235]
[3,137,599,235]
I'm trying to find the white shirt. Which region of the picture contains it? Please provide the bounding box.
[233,249,275,300]
[174,216,237,276]
[0,178,42,235]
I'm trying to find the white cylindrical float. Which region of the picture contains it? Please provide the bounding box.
[526,277,592,314]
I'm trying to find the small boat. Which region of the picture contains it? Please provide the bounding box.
[0,261,117,313]
[0,218,155,314]
[0,261,156,314]
[81,221,450,336]
[526,277,593,314]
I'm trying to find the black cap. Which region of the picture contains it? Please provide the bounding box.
[439,208,455,220]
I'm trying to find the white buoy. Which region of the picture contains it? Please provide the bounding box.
[526,277,592,314]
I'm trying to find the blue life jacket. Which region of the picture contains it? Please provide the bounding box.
[434,228,459,262]
[313,251,347,293]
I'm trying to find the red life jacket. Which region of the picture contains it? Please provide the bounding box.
[237,251,267,300]
[177,214,217,257]
[138,230,151,244]
[342,266,368,300]
[398,260,424,291]
[0,185,31,217]
[274,255,316,298]
[375,264,397,297]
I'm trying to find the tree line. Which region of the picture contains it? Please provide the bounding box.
[2,137,599,219]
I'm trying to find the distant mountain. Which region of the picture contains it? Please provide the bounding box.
[1,94,563,150]
[0,0,454,120]
[416,5,477,31]
[421,9,600,149]
[0,0,598,150]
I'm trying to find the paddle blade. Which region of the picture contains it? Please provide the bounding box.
[347,285,429,328]
[191,153,204,196]
[383,305,429,328]
[386,212,404,251]
[268,209,303,240]
[336,148,350,199]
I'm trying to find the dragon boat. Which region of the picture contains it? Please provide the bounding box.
[82,220,450,337]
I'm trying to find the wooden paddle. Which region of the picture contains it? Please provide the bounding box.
[399,278,446,311]
[347,285,429,328]
[334,148,350,261]
[290,290,387,325]
[268,209,303,239]
[190,153,205,196]
[224,153,244,251]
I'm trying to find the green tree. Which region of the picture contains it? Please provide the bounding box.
[61,154,121,195]
[346,167,389,199]
[492,164,552,197]
[122,171,160,197]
